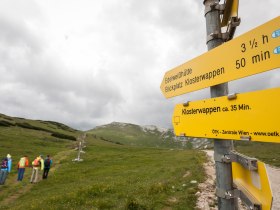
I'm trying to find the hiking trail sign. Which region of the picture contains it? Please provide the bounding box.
[172,87,280,143]
[232,160,272,210]
[221,0,239,27]
[160,16,280,98]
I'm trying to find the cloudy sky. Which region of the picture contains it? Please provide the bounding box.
[0,0,279,130]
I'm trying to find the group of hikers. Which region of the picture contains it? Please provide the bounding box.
[0,154,53,185]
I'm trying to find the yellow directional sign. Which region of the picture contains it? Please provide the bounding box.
[172,87,280,143]
[161,16,280,98]
[221,0,239,27]
[232,161,272,210]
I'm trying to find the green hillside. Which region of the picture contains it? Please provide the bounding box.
[1,136,206,210]
[0,113,81,164]
[87,122,192,149]
[234,141,280,167]
[1,113,279,209]
[0,113,82,207]
[0,114,206,209]
[0,113,78,139]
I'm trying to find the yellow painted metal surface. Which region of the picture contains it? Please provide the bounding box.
[232,161,272,210]
[221,0,239,27]
[172,87,280,143]
[161,16,280,98]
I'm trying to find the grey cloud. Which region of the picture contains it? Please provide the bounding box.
[0,9,124,129]
[0,0,279,130]
[0,17,42,54]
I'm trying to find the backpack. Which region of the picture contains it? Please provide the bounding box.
[1,159,8,169]
[19,157,26,167]
[33,158,40,167]
[44,159,51,167]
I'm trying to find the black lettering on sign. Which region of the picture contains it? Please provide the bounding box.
[165,82,183,92]
[181,106,221,115]
[185,67,225,86]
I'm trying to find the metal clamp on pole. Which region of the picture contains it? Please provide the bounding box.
[207,31,229,44]
[216,187,239,199]
[214,152,231,163]
[229,16,241,27]
[214,151,258,171]
[226,17,241,41]
[217,187,262,210]
[239,190,261,210]
[204,3,225,16]
[233,183,262,210]
[228,151,258,171]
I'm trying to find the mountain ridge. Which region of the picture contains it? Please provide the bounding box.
[0,113,212,149]
[88,121,212,149]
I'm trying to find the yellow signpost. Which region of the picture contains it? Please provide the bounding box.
[163,2,276,209]
[221,0,239,27]
[232,161,272,210]
[172,87,280,143]
[161,16,280,98]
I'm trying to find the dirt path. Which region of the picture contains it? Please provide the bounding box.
[197,150,280,210]
[0,149,74,206]
[0,133,87,207]
[267,166,280,210]
[196,150,217,210]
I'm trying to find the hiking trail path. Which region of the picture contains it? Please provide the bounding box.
[196,150,280,210]
[0,149,73,206]
[0,133,87,206]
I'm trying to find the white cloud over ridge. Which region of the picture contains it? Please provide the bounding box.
[0,0,279,130]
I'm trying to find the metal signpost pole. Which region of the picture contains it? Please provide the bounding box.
[203,0,235,209]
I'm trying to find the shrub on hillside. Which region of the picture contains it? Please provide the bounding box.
[99,136,123,145]
[0,120,15,127]
[16,122,51,132]
[51,132,76,141]
[45,121,77,132]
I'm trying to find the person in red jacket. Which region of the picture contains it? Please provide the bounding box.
[17,155,29,181]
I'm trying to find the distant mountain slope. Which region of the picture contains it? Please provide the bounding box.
[87,122,177,148]
[87,122,212,149]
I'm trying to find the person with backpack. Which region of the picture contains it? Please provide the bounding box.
[30,156,44,183]
[39,155,44,171]
[0,154,12,185]
[43,155,52,179]
[17,155,29,181]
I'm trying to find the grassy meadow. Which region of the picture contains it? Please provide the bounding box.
[1,113,280,209]
[234,141,280,167]
[0,115,206,210]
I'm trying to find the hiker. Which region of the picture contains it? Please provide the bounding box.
[30,156,44,183]
[17,155,29,181]
[43,155,52,179]
[0,154,12,185]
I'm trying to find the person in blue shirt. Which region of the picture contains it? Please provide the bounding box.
[42,155,52,179]
[0,154,12,185]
